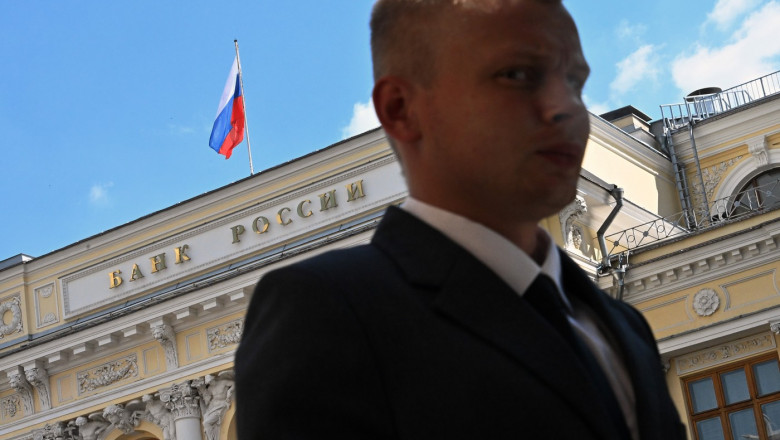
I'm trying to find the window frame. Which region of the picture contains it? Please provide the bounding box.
[684,354,780,440]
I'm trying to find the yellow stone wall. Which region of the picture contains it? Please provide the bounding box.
[582,138,680,217]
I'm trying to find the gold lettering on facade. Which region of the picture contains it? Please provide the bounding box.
[252,216,270,234]
[276,207,293,226]
[109,270,123,289]
[297,200,313,218]
[231,225,245,243]
[174,245,191,264]
[346,180,365,202]
[149,254,167,273]
[129,264,144,281]
[319,190,338,211]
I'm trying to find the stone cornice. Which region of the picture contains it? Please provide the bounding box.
[0,228,374,385]
[588,114,673,180]
[623,219,780,304]
[670,98,780,161]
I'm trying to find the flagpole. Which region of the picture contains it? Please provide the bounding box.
[234,39,255,175]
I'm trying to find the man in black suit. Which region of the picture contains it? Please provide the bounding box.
[236,0,686,439]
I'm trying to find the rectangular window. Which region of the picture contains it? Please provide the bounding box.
[684,355,780,440]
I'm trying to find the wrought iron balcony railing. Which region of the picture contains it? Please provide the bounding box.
[603,178,780,256]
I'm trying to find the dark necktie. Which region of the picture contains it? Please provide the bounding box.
[524,275,631,439]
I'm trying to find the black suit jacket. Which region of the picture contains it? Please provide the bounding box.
[235,206,685,439]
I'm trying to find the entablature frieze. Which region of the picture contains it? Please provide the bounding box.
[0,369,234,440]
[622,220,780,304]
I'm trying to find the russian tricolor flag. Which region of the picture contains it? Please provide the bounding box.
[209,57,245,159]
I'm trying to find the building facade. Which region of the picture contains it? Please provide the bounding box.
[0,71,779,440]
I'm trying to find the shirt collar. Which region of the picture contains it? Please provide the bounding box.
[400,197,565,301]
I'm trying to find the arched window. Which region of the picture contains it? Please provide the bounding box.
[728,168,780,217]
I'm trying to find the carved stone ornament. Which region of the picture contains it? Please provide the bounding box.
[749,136,770,167]
[676,333,776,374]
[692,288,721,317]
[691,156,743,211]
[77,354,138,395]
[37,284,54,299]
[31,421,74,440]
[25,364,52,410]
[558,196,587,250]
[152,323,179,370]
[73,413,111,440]
[160,380,202,420]
[771,321,780,335]
[7,366,34,417]
[0,395,21,421]
[207,319,244,352]
[0,294,24,339]
[103,402,144,434]
[195,371,235,440]
[143,394,176,440]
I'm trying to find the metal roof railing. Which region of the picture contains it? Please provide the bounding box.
[660,70,780,131]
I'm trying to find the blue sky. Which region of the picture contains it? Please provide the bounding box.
[2,0,780,260]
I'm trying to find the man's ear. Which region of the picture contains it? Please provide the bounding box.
[372,76,422,144]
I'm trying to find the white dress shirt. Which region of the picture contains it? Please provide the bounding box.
[401,197,638,440]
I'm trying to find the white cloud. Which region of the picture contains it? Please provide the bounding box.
[583,94,611,116]
[706,0,762,30]
[89,182,114,205]
[616,20,647,43]
[341,99,380,139]
[673,1,780,94]
[610,45,661,95]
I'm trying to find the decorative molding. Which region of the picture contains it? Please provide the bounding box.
[692,288,721,317]
[206,318,243,352]
[76,354,139,395]
[623,227,780,302]
[30,422,74,440]
[160,380,202,420]
[749,135,770,167]
[721,269,779,311]
[73,413,110,440]
[7,366,34,417]
[1,394,21,421]
[24,362,52,411]
[690,155,743,211]
[103,402,144,434]
[559,196,588,251]
[151,322,178,370]
[675,333,776,375]
[34,284,59,329]
[0,294,24,339]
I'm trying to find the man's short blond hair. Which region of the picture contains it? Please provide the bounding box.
[370,0,563,84]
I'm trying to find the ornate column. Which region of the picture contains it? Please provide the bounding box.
[160,380,203,440]
[24,360,52,411]
[151,319,179,370]
[6,366,34,416]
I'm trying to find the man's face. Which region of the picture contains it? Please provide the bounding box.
[411,0,590,225]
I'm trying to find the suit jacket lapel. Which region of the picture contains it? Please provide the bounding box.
[372,208,621,439]
[559,250,673,439]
